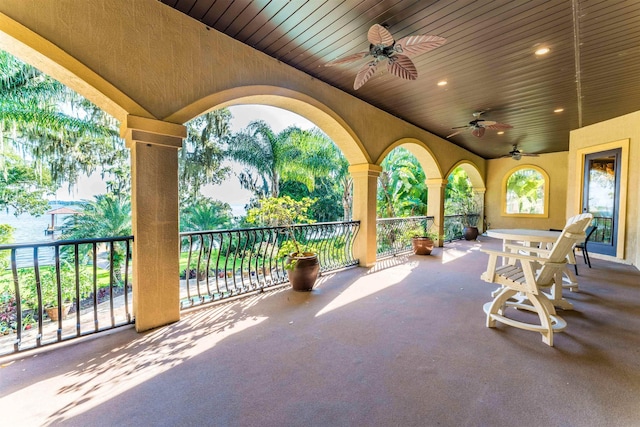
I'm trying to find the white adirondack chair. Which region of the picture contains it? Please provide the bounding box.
[480,214,593,346]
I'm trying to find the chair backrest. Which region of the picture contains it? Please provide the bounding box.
[537,214,593,284]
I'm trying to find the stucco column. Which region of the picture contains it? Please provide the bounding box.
[427,179,447,247]
[349,163,382,267]
[473,187,486,233]
[122,115,186,332]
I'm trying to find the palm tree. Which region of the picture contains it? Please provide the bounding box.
[226,121,337,200]
[180,197,233,232]
[62,194,131,239]
[61,194,132,282]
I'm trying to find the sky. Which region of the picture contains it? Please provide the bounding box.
[55,105,316,215]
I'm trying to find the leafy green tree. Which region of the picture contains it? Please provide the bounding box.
[179,110,232,203]
[0,150,54,215]
[0,51,123,189]
[445,167,473,213]
[377,147,427,218]
[505,168,545,214]
[445,166,482,228]
[280,178,343,222]
[180,196,233,232]
[246,196,316,256]
[0,224,14,269]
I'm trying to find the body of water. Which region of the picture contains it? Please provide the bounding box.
[1,205,79,244]
[1,205,82,267]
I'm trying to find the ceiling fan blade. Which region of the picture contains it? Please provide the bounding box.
[521,153,540,157]
[387,54,418,80]
[450,125,470,129]
[446,129,465,138]
[484,122,513,130]
[354,61,378,90]
[395,34,446,57]
[368,24,395,46]
[325,51,368,66]
[471,127,486,138]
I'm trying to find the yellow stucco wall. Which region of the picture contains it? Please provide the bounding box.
[485,152,569,231]
[568,111,640,266]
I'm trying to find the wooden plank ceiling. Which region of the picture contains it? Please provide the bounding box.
[160,0,640,159]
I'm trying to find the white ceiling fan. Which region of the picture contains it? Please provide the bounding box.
[325,24,446,90]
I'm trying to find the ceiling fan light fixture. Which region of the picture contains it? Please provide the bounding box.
[472,127,486,138]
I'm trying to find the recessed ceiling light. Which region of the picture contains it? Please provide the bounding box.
[497,131,504,135]
[437,80,447,86]
[554,108,564,113]
[535,47,550,56]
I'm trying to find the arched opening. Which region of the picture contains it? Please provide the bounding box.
[374,140,443,257]
[164,86,370,166]
[168,87,378,270]
[445,162,486,240]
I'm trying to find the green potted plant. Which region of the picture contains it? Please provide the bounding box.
[246,196,319,291]
[405,223,438,255]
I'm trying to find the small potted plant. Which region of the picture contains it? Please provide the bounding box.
[405,223,438,255]
[246,196,319,291]
[41,278,74,321]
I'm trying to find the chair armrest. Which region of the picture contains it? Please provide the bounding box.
[503,243,552,257]
[481,249,552,263]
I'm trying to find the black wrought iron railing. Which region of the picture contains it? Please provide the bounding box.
[0,236,134,356]
[376,216,435,259]
[179,221,360,309]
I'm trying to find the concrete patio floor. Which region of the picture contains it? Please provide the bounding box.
[2,237,640,426]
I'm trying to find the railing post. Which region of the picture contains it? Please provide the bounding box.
[349,163,382,267]
[426,179,447,247]
[123,115,186,332]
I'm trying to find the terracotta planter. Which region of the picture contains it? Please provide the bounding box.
[286,252,320,292]
[46,304,71,322]
[463,226,479,241]
[411,237,434,255]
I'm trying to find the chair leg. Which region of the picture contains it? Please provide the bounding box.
[573,249,578,275]
[584,248,592,268]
